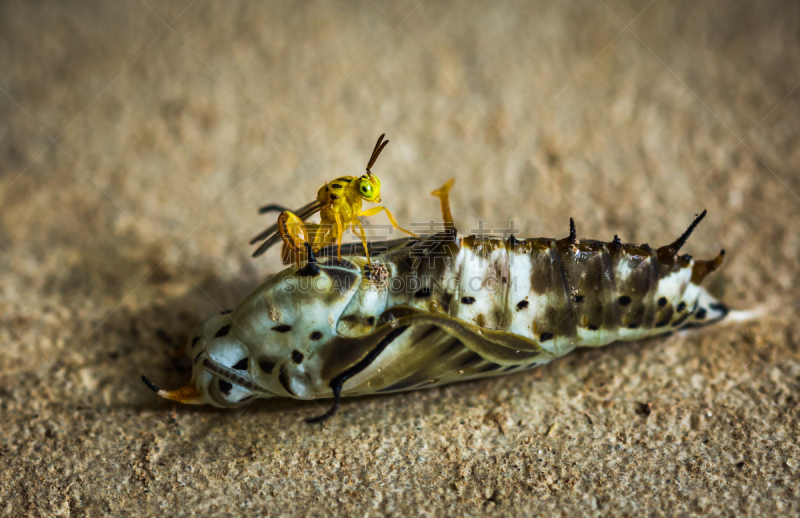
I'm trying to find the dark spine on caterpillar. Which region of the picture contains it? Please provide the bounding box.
[448,212,725,345]
[556,213,724,337]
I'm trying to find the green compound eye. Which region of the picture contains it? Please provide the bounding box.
[359,181,373,197]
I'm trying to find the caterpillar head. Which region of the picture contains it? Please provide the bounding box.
[143,258,364,407]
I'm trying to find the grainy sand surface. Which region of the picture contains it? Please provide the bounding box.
[1,1,799,515]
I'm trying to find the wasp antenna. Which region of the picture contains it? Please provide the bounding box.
[367,133,389,173]
[669,210,707,252]
[569,218,576,244]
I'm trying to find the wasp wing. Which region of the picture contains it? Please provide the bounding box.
[250,199,324,257]
[317,236,422,259]
[257,203,291,214]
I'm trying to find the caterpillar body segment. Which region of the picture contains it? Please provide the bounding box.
[144,209,727,422]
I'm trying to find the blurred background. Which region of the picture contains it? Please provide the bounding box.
[1,1,798,514]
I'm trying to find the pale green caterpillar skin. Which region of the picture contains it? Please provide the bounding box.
[146,222,727,416]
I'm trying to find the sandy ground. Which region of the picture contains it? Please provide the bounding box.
[1,0,799,515]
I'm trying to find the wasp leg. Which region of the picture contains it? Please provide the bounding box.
[353,219,372,264]
[358,206,416,238]
[310,221,335,255]
[333,213,345,261]
[277,211,310,268]
[430,178,455,230]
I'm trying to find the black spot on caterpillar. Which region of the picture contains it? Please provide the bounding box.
[258,358,275,374]
[272,325,292,333]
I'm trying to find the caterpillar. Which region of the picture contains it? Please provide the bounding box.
[143,181,728,423]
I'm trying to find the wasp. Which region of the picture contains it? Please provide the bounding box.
[250,134,415,266]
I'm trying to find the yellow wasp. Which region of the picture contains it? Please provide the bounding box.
[250,134,416,265]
